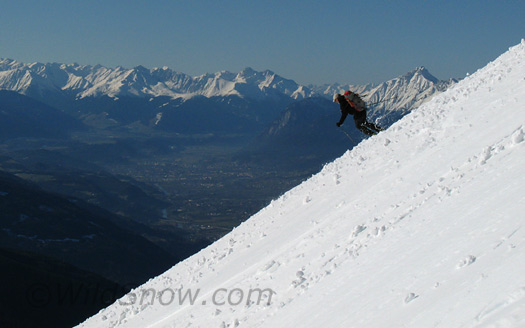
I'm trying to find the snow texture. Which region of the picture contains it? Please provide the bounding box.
[78,40,525,328]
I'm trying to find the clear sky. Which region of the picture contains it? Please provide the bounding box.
[1,0,524,85]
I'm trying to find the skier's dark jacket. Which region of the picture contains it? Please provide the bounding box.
[336,94,364,126]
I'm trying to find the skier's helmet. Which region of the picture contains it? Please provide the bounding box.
[344,90,352,96]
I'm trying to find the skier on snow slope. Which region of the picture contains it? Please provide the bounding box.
[334,90,383,136]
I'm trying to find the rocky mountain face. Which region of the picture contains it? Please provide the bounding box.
[364,67,457,126]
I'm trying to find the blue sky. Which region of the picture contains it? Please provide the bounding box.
[1,0,524,85]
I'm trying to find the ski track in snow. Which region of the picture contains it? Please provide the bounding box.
[77,40,525,328]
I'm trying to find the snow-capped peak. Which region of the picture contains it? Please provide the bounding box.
[404,66,440,84]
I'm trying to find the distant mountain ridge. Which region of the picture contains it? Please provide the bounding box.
[0,58,455,105]
[0,58,313,101]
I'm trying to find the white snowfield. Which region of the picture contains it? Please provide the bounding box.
[78,40,525,328]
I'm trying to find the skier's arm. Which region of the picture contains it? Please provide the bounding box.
[336,111,348,127]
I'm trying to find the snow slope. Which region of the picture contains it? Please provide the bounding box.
[78,40,525,328]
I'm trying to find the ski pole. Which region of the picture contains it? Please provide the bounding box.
[338,126,356,143]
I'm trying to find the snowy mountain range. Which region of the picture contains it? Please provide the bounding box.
[77,40,525,328]
[0,59,312,101]
[0,58,454,107]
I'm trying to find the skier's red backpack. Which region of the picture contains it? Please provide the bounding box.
[344,90,366,112]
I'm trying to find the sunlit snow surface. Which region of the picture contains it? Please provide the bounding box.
[78,40,525,328]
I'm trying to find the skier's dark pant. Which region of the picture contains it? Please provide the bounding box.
[354,111,382,136]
